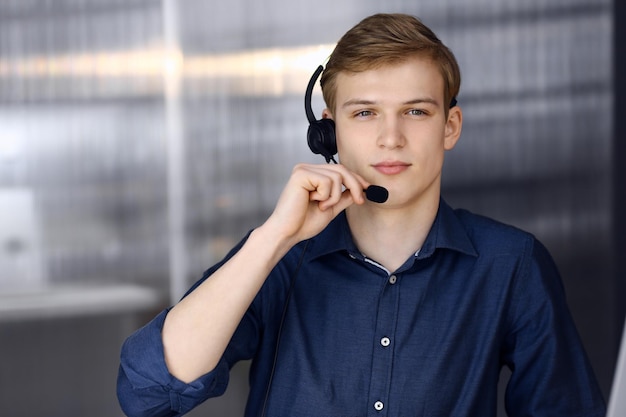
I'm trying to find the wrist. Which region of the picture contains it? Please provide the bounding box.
[249,221,297,263]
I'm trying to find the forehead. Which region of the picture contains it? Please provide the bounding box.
[334,56,445,106]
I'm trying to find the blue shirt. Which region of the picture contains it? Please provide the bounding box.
[117,199,606,417]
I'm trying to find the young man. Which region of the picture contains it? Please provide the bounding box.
[117,13,606,416]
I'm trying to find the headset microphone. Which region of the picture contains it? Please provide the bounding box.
[365,185,389,204]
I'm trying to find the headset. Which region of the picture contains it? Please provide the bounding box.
[305,65,337,163]
[304,65,458,164]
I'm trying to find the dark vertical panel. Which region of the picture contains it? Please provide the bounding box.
[614,0,626,348]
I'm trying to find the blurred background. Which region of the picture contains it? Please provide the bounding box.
[0,0,622,416]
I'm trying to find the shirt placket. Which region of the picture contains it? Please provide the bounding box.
[367,266,401,416]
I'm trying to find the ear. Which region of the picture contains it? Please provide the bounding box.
[321,108,334,120]
[444,106,462,151]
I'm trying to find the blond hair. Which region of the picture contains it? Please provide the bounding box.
[320,13,461,116]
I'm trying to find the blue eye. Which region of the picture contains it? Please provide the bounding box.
[355,110,373,117]
[408,109,426,116]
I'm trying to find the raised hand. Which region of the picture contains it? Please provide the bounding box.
[263,163,370,247]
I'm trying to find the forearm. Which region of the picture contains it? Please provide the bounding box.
[162,224,293,383]
[163,163,366,382]
[118,308,232,417]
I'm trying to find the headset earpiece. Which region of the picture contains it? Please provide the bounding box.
[305,65,337,163]
[307,119,336,163]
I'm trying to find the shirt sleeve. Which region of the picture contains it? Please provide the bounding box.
[117,232,255,417]
[116,309,231,417]
[502,237,606,417]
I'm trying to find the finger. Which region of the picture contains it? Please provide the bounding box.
[308,174,342,204]
[338,170,369,205]
[324,188,357,214]
[295,163,369,208]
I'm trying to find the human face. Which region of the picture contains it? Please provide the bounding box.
[324,56,462,208]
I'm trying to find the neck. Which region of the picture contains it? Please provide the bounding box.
[345,195,439,272]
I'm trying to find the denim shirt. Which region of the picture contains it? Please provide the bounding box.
[117,199,606,417]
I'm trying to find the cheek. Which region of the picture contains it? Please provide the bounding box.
[335,126,364,156]
[411,140,446,170]
[336,142,362,166]
[336,138,370,170]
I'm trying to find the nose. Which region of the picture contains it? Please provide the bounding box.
[376,116,406,149]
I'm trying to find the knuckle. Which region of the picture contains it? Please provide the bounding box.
[292,163,306,173]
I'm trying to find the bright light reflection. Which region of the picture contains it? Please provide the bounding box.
[0,44,335,96]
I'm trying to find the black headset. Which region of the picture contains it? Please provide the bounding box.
[305,65,337,163]
[304,65,458,164]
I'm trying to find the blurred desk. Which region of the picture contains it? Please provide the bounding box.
[0,284,163,322]
[0,284,164,417]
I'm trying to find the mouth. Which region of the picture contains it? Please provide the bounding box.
[372,161,411,175]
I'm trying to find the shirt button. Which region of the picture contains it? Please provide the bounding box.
[374,401,384,411]
[380,337,391,347]
[389,275,397,284]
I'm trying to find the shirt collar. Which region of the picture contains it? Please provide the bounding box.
[307,198,478,262]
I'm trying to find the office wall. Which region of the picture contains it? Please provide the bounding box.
[0,1,617,416]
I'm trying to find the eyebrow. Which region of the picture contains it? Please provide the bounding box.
[341,97,440,108]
